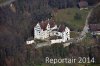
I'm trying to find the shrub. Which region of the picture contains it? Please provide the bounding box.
[74,12,82,20]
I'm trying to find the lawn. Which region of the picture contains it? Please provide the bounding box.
[54,8,89,31]
[70,31,80,38]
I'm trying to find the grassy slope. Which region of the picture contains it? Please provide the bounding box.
[54,8,89,31]
[34,8,99,66]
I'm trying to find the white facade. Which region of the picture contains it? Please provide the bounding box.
[34,20,70,43]
[34,23,42,39]
[51,39,63,44]
[34,22,58,40]
[50,27,70,44]
[26,37,35,45]
[26,40,34,45]
[51,25,57,30]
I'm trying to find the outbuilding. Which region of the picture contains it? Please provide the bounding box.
[79,0,88,10]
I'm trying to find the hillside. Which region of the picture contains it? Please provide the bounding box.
[88,4,100,24]
[54,8,89,31]
[0,0,51,66]
[0,0,100,66]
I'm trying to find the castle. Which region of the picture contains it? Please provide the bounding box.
[34,19,70,43]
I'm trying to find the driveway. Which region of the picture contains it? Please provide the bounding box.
[77,9,93,41]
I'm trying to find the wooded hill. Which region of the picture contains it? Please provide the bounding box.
[0,0,100,66]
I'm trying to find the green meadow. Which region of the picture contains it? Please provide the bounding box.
[54,8,89,31]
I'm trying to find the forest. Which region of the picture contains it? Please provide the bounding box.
[0,0,100,66]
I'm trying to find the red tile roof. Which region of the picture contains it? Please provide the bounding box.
[58,25,66,32]
[89,24,100,31]
[39,21,48,31]
[39,19,56,31]
[49,19,56,28]
[34,19,67,32]
[79,0,88,8]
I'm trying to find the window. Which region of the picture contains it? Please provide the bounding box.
[67,38,68,40]
[56,33,58,35]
